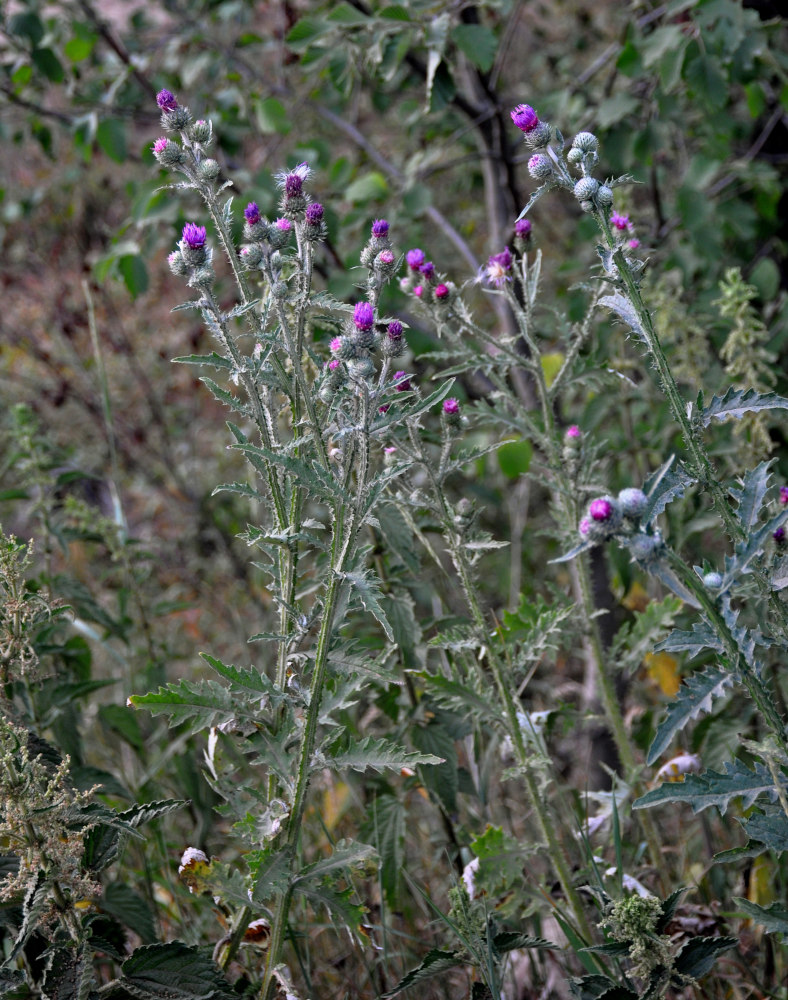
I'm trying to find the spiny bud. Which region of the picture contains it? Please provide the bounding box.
[168,250,189,276]
[240,245,264,268]
[528,154,552,180]
[628,532,663,562]
[523,121,552,149]
[703,571,724,589]
[589,496,615,521]
[572,131,599,153]
[442,397,461,430]
[180,223,207,265]
[348,356,376,380]
[272,280,289,298]
[152,136,185,166]
[618,487,648,518]
[269,218,292,249]
[189,119,212,144]
[192,266,215,289]
[383,321,405,358]
[371,218,389,240]
[596,185,614,207]
[374,249,397,277]
[567,148,584,165]
[198,158,220,180]
[574,178,599,203]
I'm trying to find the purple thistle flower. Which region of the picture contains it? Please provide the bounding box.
[353,301,375,331]
[152,136,168,154]
[435,283,449,300]
[566,424,581,439]
[328,358,341,371]
[515,218,532,239]
[378,250,395,265]
[413,285,424,298]
[156,89,178,111]
[775,526,786,543]
[394,371,412,391]
[387,321,403,340]
[443,398,459,414]
[330,337,342,352]
[244,202,261,225]
[485,247,513,287]
[589,498,614,522]
[628,238,640,249]
[306,202,324,224]
[286,174,302,197]
[579,518,590,537]
[276,162,310,193]
[419,261,435,280]
[611,212,630,231]
[406,248,425,270]
[510,104,539,133]
[780,486,788,505]
[275,218,292,231]
[182,223,206,248]
[372,218,389,238]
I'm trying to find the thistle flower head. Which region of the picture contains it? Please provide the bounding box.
[628,238,640,249]
[275,217,292,232]
[328,358,341,371]
[156,89,178,111]
[153,136,168,154]
[484,247,513,287]
[371,218,389,238]
[276,162,311,193]
[419,260,435,281]
[443,398,459,414]
[244,202,261,225]
[589,497,614,522]
[528,154,552,180]
[434,283,449,300]
[182,223,207,248]
[330,337,343,353]
[406,248,425,270]
[387,321,403,340]
[566,424,581,439]
[353,301,375,331]
[775,527,786,543]
[306,202,324,224]
[510,104,539,133]
[413,285,424,298]
[611,212,631,231]
[515,218,532,239]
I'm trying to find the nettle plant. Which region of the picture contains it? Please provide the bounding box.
[3,84,788,999]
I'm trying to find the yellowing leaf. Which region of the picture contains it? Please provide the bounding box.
[748,854,774,907]
[321,780,351,832]
[540,352,564,388]
[645,651,681,696]
[622,581,650,612]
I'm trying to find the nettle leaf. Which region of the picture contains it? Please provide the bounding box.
[729,460,774,533]
[248,846,292,905]
[491,932,553,954]
[381,949,467,998]
[647,665,734,764]
[634,758,784,814]
[325,735,443,773]
[42,943,93,1000]
[111,941,235,999]
[599,292,646,345]
[0,967,29,999]
[654,622,723,660]
[341,569,393,640]
[11,871,50,959]
[119,798,187,829]
[701,387,788,427]
[672,935,737,981]
[642,455,696,523]
[368,793,404,909]
[733,898,788,939]
[293,841,377,884]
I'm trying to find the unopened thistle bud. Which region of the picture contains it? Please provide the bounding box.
[434,283,450,302]
[272,280,288,298]
[193,266,215,289]
[574,178,599,204]
[589,496,615,522]
[618,487,647,518]
[158,89,191,131]
[304,202,326,241]
[596,185,614,208]
[168,250,189,276]
[528,154,552,180]
[198,158,220,180]
[371,218,390,241]
[240,244,264,268]
[189,119,212,144]
[567,148,584,165]
[374,249,396,277]
[572,131,599,153]
[628,531,663,563]
[703,571,724,589]
[419,260,436,284]
[585,496,622,536]
[348,356,376,380]
[413,285,424,298]
[334,336,358,361]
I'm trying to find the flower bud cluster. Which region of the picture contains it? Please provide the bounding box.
[400,247,455,307]
[578,486,661,564]
[169,222,214,289]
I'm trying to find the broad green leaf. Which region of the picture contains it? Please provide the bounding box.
[113,941,235,999]
[647,665,734,764]
[102,883,156,943]
[634,759,783,814]
[497,437,532,479]
[733,898,788,938]
[672,935,737,980]
[64,35,94,62]
[31,47,64,82]
[344,171,388,203]
[0,967,30,999]
[412,721,457,812]
[42,944,93,1000]
[285,17,328,49]
[10,12,44,45]
[382,949,467,998]
[452,24,497,73]
[326,2,368,24]
[97,119,127,163]
[253,96,291,135]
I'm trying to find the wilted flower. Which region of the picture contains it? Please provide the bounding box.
[276,161,311,192]
[484,247,513,287]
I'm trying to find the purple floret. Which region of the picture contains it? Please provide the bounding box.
[244,202,261,225]
[406,248,425,269]
[156,89,178,111]
[306,202,324,224]
[182,223,206,248]
[372,218,389,238]
[353,302,375,331]
[510,104,539,133]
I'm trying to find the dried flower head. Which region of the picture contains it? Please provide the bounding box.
[484,247,513,287]
[276,162,311,192]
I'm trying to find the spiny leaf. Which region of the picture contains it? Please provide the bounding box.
[515,182,556,221]
[647,665,734,764]
[42,944,93,1000]
[634,758,784,814]
[733,898,788,938]
[701,386,788,426]
[418,672,505,726]
[341,569,393,640]
[642,455,696,523]
[491,932,553,954]
[200,653,284,700]
[723,506,788,586]
[381,949,467,998]
[129,678,266,734]
[210,481,267,501]
[600,292,646,344]
[654,623,723,660]
[293,841,377,884]
[11,871,50,959]
[729,460,774,533]
[323,735,443,773]
[738,806,788,853]
[200,376,249,416]
[172,353,233,370]
[119,799,187,829]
